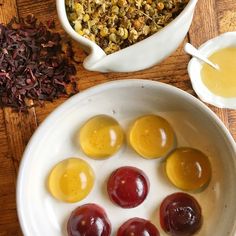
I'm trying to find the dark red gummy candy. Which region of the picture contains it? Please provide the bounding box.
[107,166,149,208]
[117,217,160,236]
[67,203,111,236]
[160,192,202,236]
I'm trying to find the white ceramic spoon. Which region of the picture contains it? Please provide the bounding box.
[184,43,220,70]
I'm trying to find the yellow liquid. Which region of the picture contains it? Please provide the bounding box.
[128,115,175,159]
[79,115,124,159]
[48,158,94,203]
[201,47,236,97]
[166,147,211,191]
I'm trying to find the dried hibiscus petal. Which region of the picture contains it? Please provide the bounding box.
[0,15,77,111]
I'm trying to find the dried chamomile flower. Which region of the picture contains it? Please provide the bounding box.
[66,0,189,54]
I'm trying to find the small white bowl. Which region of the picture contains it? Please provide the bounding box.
[187,32,236,109]
[56,0,198,72]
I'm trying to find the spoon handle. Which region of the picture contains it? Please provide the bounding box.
[184,43,219,70]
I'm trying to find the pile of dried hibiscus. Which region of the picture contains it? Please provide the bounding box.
[0,15,77,111]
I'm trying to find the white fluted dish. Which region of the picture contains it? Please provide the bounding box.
[188,32,236,109]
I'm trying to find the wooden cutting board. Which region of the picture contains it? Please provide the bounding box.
[0,0,236,235]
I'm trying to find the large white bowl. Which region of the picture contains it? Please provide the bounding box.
[17,80,236,236]
[56,0,198,72]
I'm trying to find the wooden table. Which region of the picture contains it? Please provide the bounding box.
[0,0,236,235]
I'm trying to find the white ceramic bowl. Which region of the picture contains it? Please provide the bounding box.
[17,80,236,236]
[56,0,198,72]
[187,32,236,109]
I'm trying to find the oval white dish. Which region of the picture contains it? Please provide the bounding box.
[56,0,198,72]
[17,79,236,236]
[187,32,236,109]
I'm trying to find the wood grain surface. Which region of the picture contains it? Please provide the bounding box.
[0,0,236,235]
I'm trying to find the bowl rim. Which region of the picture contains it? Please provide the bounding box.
[16,79,236,235]
[56,0,199,56]
[187,31,236,109]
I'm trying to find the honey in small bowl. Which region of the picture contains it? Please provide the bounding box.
[165,147,212,191]
[201,47,236,98]
[128,114,175,159]
[78,115,124,159]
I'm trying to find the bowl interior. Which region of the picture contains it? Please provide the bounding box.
[56,0,198,52]
[17,80,236,236]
